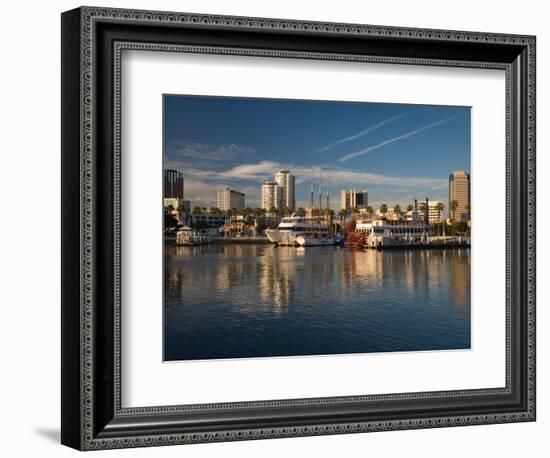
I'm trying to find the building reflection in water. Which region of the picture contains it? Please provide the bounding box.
[164,243,471,361]
[166,245,470,318]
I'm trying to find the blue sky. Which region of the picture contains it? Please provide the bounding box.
[164,95,470,210]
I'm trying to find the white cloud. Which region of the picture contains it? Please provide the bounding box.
[179,160,447,188]
[166,141,256,164]
[220,161,281,180]
[174,159,448,208]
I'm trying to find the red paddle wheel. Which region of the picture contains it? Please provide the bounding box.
[344,231,368,248]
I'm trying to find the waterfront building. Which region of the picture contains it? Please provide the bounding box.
[418,200,445,224]
[180,199,191,212]
[164,169,184,199]
[404,210,415,221]
[163,197,180,211]
[261,180,283,211]
[217,186,245,211]
[341,189,368,211]
[163,197,190,211]
[163,198,191,225]
[385,208,402,220]
[274,170,296,211]
[190,212,226,228]
[449,171,470,221]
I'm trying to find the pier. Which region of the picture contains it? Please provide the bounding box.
[370,241,470,250]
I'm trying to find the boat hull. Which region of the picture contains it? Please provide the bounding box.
[265,229,298,245]
[295,236,336,247]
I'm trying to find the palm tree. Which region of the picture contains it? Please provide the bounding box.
[338,208,347,224]
[393,204,401,220]
[366,206,374,218]
[406,204,413,212]
[379,204,388,219]
[418,202,427,222]
[243,207,253,221]
[435,201,444,235]
[297,207,306,217]
[450,200,458,221]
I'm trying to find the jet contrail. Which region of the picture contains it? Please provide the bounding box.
[338,114,462,162]
[314,113,408,153]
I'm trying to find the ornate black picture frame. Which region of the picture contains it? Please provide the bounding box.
[61,6,536,450]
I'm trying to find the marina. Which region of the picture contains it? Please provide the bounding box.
[161,95,474,363]
[169,214,470,250]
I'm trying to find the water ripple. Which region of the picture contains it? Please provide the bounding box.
[165,245,470,361]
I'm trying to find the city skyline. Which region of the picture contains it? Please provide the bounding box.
[164,95,471,210]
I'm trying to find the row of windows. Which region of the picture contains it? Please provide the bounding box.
[359,228,430,235]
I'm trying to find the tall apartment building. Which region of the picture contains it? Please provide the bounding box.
[418,200,445,223]
[449,171,471,221]
[274,170,296,211]
[340,189,368,211]
[163,169,184,199]
[217,187,245,211]
[261,181,283,211]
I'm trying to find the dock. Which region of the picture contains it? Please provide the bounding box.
[370,241,470,250]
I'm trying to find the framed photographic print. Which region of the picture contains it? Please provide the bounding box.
[61,6,536,450]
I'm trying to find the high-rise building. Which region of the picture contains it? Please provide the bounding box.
[449,171,470,221]
[217,187,245,211]
[418,200,445,223]
[274,170,296,211]
[260,181,283,211]
[163,169,184,199]
[341,189,368,211]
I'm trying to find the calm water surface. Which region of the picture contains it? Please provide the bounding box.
[164,244,470,361]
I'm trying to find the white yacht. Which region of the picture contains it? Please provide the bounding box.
[295,233,336,247]
[265,214,330,246]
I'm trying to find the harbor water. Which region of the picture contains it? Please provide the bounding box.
[164,244,471,361]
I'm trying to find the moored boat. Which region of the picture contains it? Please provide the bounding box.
[265,213,330,246]
[295,234,336,247]
[355,218,432,248]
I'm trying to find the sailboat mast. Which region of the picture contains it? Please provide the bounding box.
[310,169,314,210]
[318,169,322,214]
[326,175,329,212]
